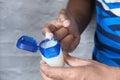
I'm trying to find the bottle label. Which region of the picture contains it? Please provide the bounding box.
[41,49,64,66]
[39,39,64,66]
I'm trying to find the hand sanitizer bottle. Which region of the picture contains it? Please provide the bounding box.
[39,32,64,67]
[16,33,64,67]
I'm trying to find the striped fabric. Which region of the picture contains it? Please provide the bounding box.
[93,0,120,67]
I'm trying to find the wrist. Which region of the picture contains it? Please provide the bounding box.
[66,9,89,35]
[65,9,81,35]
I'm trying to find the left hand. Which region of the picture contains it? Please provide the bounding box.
[40,55,119,80]
[41,9,80,54]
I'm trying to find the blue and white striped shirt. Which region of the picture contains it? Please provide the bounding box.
[93,0,120,67]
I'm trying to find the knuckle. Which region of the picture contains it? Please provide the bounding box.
[54,28,69,40]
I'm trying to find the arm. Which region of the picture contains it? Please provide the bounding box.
[67,0,95,34]
[42,0,95,53]
[40,55,120,80]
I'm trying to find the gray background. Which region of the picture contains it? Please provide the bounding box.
[0,0,95,80]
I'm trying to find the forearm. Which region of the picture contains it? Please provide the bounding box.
[66,0,95,35]
[103,66,120,80]
[113,67,120,80]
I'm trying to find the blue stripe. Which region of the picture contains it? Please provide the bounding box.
[97,24,120,43]
[97,15,120,34]
[94,38,120,58]
[95,32,120,53]
[96,30,120,49]
[107,3,120,9]
[110,25,120,31]
[93,48,120,67]
[96,2,110,17]
[102,48,120,58]
[96,1,117,17]
[97,16,112,34]
[103,0,120,9]
[101,17,120,26]
[95,0,120,67]
[112,59,120,65]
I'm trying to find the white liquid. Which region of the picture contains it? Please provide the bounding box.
[41,39,57,48]
[41,39,64,67]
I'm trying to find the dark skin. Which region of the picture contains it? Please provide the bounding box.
[40,0,120,80]
[67,0,95,34]
[42,0,94,53]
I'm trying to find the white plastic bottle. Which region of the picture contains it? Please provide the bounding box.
[39,33,64,67]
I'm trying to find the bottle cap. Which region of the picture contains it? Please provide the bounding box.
[16,35,60,58]
[16,35,38,52]
[39,39,60,58]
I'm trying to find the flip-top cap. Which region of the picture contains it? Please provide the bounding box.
[16,35,38,52]
[39,39,60,58]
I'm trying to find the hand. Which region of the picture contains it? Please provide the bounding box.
[40,55,119,80]
[42,9,80,53]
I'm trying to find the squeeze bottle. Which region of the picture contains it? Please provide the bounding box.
[16,33,64,67]
[39,32,64,66]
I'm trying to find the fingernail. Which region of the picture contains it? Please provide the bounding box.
[40,60,45,64]
[63,20,70,27]
[40,60,48,66]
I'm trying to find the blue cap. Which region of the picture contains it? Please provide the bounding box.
[39,39,60,58]
[16,35,38,52]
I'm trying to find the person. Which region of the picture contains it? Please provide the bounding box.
[40,0,120,80]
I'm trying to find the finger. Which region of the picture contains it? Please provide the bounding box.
[40,61,86,80]
[40,60,48,67]
[54,27,69,41]
[64,55,92,67]
[40,62,71,80]
[50,20,63,29]
[40,71,55,80]
[58,9,80,36]
[40,61,52,80]
[61,34,74,53]
[40,60,70,80]
[40,58,88,80]
[40,60,53,78]
[42,23,57,35]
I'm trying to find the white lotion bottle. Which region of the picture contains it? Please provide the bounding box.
[39,32,64,67]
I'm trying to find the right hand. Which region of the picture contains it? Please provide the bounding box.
[40,55,118,80]
[41,9,80,54]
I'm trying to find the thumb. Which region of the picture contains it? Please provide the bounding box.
[42,23,57,38]
[40,60,71,80]
[64,55,92,67]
